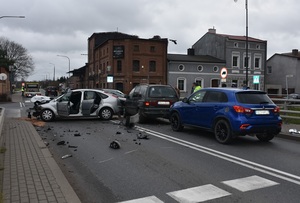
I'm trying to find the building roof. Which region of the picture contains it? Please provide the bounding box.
[217,33,266,43]
[168,53,225,63]
[281,49,300,59]
[267,49,300,61]
[89,32,139,48]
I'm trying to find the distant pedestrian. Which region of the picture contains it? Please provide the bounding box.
[21,86,24,97]
[191,82,196,94]
[193,81,202,93]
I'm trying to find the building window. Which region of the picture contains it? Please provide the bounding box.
[243,54,251,69]
[256,44,260,49]
[117,60,122,73]
[133,45,139,52]
[177,78,186,91]
[197,65,203,72]
[232,52,240,68]
[150,46,155,52]
[267,66,272,74]
[178,64,185,71]
[254,54,261,69]
[213,66,219,72]
[133,60,140,72]
[149,60,156,72]
[234,42,238,48]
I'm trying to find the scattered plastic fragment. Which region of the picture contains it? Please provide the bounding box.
[57,141,66,145]
[68,145,78,148]
[289,129,300,134]
[74,133,81,136]
[110,140,121,149]
[61,154,72,159]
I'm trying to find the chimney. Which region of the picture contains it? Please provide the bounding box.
[187,48,195,55]
[208,27,216,34]
[292,49,298,56]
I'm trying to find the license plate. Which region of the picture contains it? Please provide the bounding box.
[255,110,269,115]
[158,101,170,105]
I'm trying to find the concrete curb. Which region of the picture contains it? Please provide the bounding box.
[0,107,5,139]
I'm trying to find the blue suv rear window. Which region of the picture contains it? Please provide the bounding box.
[236,92,273,104]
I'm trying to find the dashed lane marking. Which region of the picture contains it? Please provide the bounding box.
[119,195,163,203]
[120,175,279,203]
[167,184,231,203]
[222,175,279,192]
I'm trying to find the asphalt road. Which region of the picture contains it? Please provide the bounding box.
[3,95,300,203]
[34,118,300,203]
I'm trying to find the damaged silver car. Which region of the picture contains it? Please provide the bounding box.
[32,89,119,121]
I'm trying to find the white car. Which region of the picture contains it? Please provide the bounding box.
[32,89,119,122]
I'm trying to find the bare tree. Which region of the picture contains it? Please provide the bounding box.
[0,37,35,80]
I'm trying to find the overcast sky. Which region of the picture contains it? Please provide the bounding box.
[1,0,299,81]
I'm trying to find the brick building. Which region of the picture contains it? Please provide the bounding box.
[87,32,168,94]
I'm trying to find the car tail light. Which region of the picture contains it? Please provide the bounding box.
[273,106,280,113]
[233,105,253,114]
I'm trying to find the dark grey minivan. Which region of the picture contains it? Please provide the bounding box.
[124,84,179,123]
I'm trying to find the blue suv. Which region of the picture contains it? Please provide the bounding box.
[169,88,282,144]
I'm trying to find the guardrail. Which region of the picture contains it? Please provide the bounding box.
[271,98,300,120]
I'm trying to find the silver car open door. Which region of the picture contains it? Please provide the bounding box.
[57,90,72,116]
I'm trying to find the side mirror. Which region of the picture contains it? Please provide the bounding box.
[182,97,188,103]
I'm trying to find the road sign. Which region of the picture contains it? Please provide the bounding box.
[220,67,228,79]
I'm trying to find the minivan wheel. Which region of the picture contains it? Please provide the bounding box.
[40,109,55,122]
[214,120,232,144]
[256,133,275,142]
[99,107,113,120]
[170,112,183,132]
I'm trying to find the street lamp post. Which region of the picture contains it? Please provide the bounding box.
[235,0,248,87]
[57,55,70,86]
[141,65,149,83]
[49,63,55,81]
[286,74,293,98]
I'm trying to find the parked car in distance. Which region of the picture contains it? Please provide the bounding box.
[287,93,300,99]
[32,89,119,121]
[45,86,58,96]
[169,88,282,144]
[124,84,179,123]
[101,89,125,98]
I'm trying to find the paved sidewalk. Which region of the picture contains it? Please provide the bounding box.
[0,94,81,202]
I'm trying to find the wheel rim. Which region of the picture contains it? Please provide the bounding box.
[171,114,179,129]
[215,122,228,142]
[101,109,112,120]
[42,110,53,121]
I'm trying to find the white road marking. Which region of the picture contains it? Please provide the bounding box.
[119,195,163,203]
[167,184,231,203]
[222,175,279,192]
[135,126,300,186]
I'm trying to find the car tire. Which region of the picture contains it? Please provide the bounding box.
[256,133,275,142]
[170,112,183,131]
[214,119,232,144]
[99,107,113,120]
[40,109,55,122]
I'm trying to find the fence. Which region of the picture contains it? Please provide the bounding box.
[271,98,300,120]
